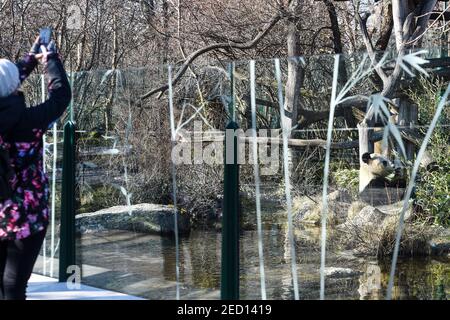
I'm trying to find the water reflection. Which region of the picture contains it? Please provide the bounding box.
[70,228,448,300]
[358,263,382,300]
[161,232,221,289]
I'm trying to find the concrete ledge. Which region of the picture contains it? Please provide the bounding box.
[27,274,145,300]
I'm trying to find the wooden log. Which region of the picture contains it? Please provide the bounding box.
[374,127,384,155]
[397,98,418,160]
[185,135,359,149]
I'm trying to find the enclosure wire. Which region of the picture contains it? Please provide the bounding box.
[275,59,299,300]
[320,54,341,300]
[168,65,181,300]
[116,70,134,217]
[250,60,267,300]
[386,84,450,300]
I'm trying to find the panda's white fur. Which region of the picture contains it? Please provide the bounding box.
[359,153,395,193]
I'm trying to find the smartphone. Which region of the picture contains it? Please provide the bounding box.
[39,27,52,48]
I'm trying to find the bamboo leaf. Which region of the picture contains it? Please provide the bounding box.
[399,61,415,77]
[388,122,407,159]
[401,50,430,77]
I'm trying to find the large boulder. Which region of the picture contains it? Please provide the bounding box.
[76,203,191,236]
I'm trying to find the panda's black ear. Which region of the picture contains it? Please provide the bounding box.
[362,153,371,164]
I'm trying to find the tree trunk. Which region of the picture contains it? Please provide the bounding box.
[284,2,304,184]
[397,98,418,160]
[323,0,356,128]
[105,13,119,134]
[162,0,170,64]
[392,0,413,50]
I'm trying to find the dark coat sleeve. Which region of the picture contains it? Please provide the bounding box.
[15,54,38,83]
[16,55,72,132]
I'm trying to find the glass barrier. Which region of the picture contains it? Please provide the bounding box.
[25,47,450,300]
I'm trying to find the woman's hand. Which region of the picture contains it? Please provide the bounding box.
[35,45,50,64]
[35,41,57,65]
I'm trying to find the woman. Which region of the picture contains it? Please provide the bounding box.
[0,36,71,300]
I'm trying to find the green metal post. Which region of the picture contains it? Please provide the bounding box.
[59,121,76,282]
[221,62,240,300]
[443,1,449,58]
[221,120,240,300]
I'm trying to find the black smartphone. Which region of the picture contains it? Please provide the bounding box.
[39,27,52,48]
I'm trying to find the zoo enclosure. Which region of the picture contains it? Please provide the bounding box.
[26,47,450,300]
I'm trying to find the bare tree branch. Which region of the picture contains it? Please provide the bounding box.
[356,10,389,84]
[140,11,284,100]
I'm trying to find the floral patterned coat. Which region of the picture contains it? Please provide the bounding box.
[0,53,71,240]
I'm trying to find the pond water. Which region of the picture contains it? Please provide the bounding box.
[72,226,449,300]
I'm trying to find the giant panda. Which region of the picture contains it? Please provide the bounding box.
[359,152,407,206]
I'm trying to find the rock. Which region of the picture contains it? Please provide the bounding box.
[348,206,387,228]
[346,201,414,228]
[292,196,317,225]
[347,201,368,221]
[429,241,450,256]
[429,229,450,256]
[328,189,352,203]
[76,203,191,236]
[293,195,350,226]
[324,267,361,278]
[378,201,413,219]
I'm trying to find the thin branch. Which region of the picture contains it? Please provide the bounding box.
[356,11,389,84]
[407,0,439,46]
[140,11,284,100]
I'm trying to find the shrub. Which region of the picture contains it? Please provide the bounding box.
[332,168,359,198]
[77,184,123,214]
[409,76,450,227]
[415,157,450,227]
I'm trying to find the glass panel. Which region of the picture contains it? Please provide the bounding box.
[23,46,450,300]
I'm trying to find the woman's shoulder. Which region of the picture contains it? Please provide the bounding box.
[0,93,27,137]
